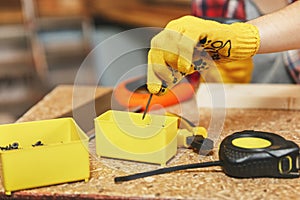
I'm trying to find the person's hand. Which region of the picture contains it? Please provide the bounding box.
[206,59,254,83]
[147,16,260,95]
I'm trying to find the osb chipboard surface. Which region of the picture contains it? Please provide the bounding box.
[3,107,300,199]
[2,84,299,199]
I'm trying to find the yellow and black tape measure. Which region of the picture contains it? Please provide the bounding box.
[115,130,300,182]
[219,130,299,178]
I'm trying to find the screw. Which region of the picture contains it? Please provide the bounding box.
[32,141,43,147]
[0,142,19,151]
[10,142,19,149]
[0,146,7,151]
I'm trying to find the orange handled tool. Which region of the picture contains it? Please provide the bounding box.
[113,73,200,112]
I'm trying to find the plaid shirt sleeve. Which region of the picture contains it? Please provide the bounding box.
[192,0,246,20]
[283,50,300,84]
[281,0,299,84]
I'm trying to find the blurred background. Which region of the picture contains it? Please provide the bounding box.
[0,0,191,124]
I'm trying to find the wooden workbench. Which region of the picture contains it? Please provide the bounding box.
[1,84,300,199]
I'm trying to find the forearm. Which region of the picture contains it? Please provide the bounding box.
[247,1,300,54]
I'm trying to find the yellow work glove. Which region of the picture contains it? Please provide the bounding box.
[206,59,254,83]
[147,15,260,95]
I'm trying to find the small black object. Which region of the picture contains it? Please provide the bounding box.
[10,142,19,149]
[188,136,214,155]
[0,146,8,151]
[32,141,44,147]
[0,142,19,151]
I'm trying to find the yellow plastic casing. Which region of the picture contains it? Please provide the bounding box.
[0,118,90,195]
[94,110,178,166]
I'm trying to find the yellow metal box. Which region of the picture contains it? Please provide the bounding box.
[0,118,90,195]
[94,110,178,166]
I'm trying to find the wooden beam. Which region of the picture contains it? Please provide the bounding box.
[197,83,300,110]
[17,85,113,131]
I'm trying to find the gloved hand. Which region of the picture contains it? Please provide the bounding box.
[207,59,254,83]
[147,15,260,95]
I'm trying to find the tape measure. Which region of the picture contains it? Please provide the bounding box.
[114,130,300,182]
[219,130,300,178]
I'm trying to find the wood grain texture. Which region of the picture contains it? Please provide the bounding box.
[2,84,299,199]
[90,0,190,27]
[17,85,113,131]
[197,83,300,110]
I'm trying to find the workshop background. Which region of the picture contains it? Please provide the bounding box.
[0,0,191,124]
